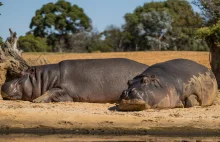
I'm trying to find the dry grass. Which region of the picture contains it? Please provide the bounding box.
[22,51,210,68]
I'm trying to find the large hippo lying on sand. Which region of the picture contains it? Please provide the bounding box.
[119,59,218,111]
[1,58,148,103]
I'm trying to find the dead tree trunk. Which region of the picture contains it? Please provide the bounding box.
[0,29,30,98]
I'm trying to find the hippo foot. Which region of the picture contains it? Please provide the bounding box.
[118,99,150,111]
[32,95,50,103]
[185,95,200,108]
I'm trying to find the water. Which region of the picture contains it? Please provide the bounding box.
[0,134,220,142]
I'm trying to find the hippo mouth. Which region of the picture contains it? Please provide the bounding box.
[118,99,150,111]
[1,91,21,100]
[1,91,11,100]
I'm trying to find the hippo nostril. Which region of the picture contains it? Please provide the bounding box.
[121,90,129,100]
[131,88,138,93]
[122,90,127,95]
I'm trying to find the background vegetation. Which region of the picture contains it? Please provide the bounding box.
[0,0,212,52]
[0,0,218,54]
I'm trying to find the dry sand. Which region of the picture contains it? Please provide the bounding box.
[0,51,219,136]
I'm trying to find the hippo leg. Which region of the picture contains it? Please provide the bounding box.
[176,101,184,108]
[185,94,200,108]
[33,88,72,103]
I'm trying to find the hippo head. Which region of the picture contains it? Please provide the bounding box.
[1,68,36,101]
[119,74,164,111]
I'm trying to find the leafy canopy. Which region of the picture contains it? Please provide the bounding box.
[193,0,220,25]
[18,34,51,52]
[30,0,92,38]
[193,0,220,45]
[122,0,204,51]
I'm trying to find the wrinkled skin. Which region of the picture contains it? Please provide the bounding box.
[119,59,218,111]
[2,58,148,103]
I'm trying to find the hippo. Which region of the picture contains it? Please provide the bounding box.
[1,58,148,103]
[119,59,218,111]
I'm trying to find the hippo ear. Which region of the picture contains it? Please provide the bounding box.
[19,71,25,77]
[141,77,149,84]
[28,68,35,75]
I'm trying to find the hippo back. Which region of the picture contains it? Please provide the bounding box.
[59,58,148,103]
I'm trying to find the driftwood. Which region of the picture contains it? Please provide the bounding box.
[0,28,30,78]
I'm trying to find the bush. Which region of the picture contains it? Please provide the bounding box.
[18,34,52,52]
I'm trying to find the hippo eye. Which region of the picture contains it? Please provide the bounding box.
[127,80,133,86]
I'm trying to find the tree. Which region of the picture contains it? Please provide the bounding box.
[193,0,220,87]
[0,2,3,15]
[66,31,93,52]
[101,25,125,52]
[86,30,112,53]
[0,37,3,46]
[193,0,220,25]
[123,0,205,51]
[30,0,92,52]
[128,11,172,50]
[18,34,51,52]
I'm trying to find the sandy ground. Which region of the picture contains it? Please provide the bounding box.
[0,96,220,136]
[1,134,220,142]
[1,51,220,136]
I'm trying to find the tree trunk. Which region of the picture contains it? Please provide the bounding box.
[208,37,220,88]
[0,29,30,96]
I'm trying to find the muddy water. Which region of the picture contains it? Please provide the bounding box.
[0,134,220,142]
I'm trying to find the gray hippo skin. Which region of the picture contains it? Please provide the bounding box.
[1,58,148,103]
[119,59,218,111]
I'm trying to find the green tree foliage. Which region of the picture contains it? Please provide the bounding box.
[66,32,90,52]
[0,36,3,46]
[86,31,112,53]
[101,25,131,52]
[197,20,220,43]
[18,34,51,52]
[65,30,112,53]
[123,0,207,51]
[30,0,92,52]
[126,11,172,50]
[193,0,220,25]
